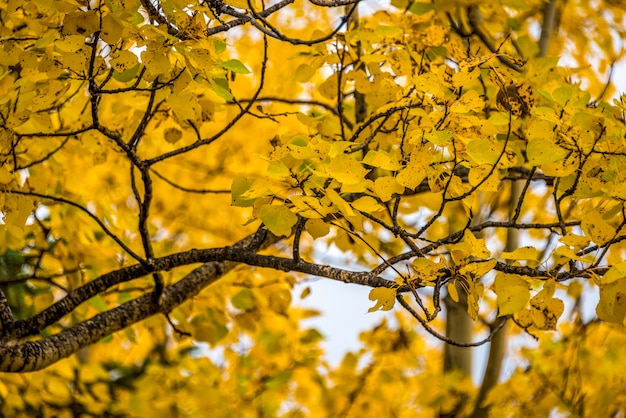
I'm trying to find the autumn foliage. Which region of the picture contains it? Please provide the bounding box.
[2,0,626,416]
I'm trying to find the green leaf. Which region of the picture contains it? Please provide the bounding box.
[234,177,273,205]
[221,59,251,74]
[264,369,293,389]
[232,289,255,311]
[191,310,229,345]
[118,292,133,304]
[112,64,141,83]
[552,85,576,107]
[212,38,227,54]
[259,205,298,236]
[231,177,257,207]
[424,129,452,146]
[466,138,501,165]
[526,139,568,165]
[409,2,434,15]
[210,77,233,101]
[90,295,108,313]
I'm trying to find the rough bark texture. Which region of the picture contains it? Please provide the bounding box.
[0,228,407,372]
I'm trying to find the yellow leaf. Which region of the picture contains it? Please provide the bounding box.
[101,13,124,44]
[268,287,291,314]
[305,218,330,238]
[448,281,459,302]
[450,90,484,113]
[319,73,344,100]
[463,230,491,258]
[451,68,480,88]
[368,287,397,312]
[363,150,402,170]
[163,127,183,144]
[3,196,32,228]
[300,286,311,299]
[326,189,356,217]
[515,309,533,328]
[559,234,590,248]
[468,165,500,191]
[43,376,71,405]
[424,129,452,146]
[167,90,201,121]
[494,273,530,316]
[141,44,171,75]
[582,209,616,245]
[291,195,332,218]
[420,25,446,47]
[294,63,315,83]
[603,261,626,284]
[328,154,369,185]
[413,73,447,98]
[596,279,626,324]
[501,246,541,262]
[531,279,556,308]
[224,0,258,9]
[552,245,593,261]
[396,160,427,189]
[0,166,13,183]
[351,196,383,213]
[41,253,64,274]
[55,35,87,52]
[352,70,373,93]
[467,293,480,320]
[373,176,404,201]
[460,259,497,278]
[110,50,139,73]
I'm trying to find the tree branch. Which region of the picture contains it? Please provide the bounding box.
[0,229,405,371]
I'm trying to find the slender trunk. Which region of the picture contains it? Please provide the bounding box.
[441,289,473,418]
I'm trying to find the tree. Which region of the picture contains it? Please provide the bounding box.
[1,0,626,416]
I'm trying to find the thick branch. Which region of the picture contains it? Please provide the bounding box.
[0,232,403,371]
